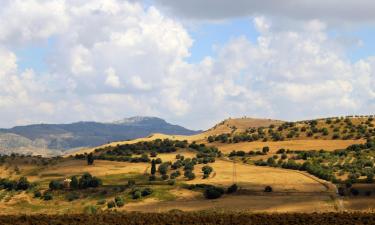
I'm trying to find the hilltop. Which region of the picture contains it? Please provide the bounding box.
[0,117,199,156]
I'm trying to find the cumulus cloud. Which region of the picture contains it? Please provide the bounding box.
[0,0,374,130]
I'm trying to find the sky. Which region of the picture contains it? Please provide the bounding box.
[0,0,374,130]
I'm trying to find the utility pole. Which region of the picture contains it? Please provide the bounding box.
[232,160,237,184]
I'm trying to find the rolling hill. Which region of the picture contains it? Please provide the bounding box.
[0,116,200,156]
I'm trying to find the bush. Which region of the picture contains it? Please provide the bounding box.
[107,201,116,209]
[264,186,273,192]
[141,188,153,196]
[132,191,142,199]
[227,184,238,194]
[16,177,30,190]
[184,170,196,180]
[161,174,169,180]
[204,186,225,199]
[43,192,53,201]
[49,180,63,190]
[33,190,42,198]
[115,196,125,207]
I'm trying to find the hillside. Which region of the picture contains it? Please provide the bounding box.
[0,117,199,156]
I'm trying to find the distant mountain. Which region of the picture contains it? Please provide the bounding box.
[0,117,200,156]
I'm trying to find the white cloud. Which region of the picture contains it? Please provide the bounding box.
[105,68,121,88]
[0,1,374,130]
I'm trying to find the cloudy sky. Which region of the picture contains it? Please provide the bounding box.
[0,0,374,130]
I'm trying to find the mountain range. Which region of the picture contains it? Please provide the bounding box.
[0,116,200,156]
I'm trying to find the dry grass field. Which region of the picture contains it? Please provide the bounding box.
[212,139,366,154]
[189,159,328,192]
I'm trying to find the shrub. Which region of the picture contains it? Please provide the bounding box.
[227,184,238,194]
[204,186,225,199]
[141,188,153,196]
[184,170,196,180]
[204,186,224,199]
[33,190,42,198]
[132,190,142,199]
[161,174,169,180]
[43,192,53,201]
[202,165,213,179]
[16,177,30,190]
[49,180,63,190]
[115,196,125,207]
[107,201,116,209]
[264,186,273,192]
[149,175,156,181]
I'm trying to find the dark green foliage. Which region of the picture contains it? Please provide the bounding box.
[158,162,170,175]
[204,186,225,199]
[184,170,196,180]
[78,173,102,189]
[70,176,79,189]
[43,192,53,201]
[141,188,153,197]
[202,165,213,179]
[227,184,238,194]
[115,196,125,207]
[87,153,94,165]
[264,186,273,192]
[33,190,42,198]
[95,139,186,162]
[107,201,116,208]
[49,180,63,190]
[0,177,31,191]
[16,177,30,190]
[131,190,142,199]
[151,160,156,175]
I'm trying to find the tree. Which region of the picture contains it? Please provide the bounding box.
[158,163,169,175]
[262,146,270,154]
[87,153,94,165]
[16,177,30,190]
[49,180,63,190]
[70,176,79,189]
[151,160,156,175]
[204,186,224,199]
[227,184,238,194]
[184,170,195,180]
[366,173,374,183]
[202,165,213,179]
[264,186,273,192]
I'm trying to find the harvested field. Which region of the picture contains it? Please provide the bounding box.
[213,139,365,154]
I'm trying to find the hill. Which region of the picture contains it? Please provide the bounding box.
[0,117,199,156]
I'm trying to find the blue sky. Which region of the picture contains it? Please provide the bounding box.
[0,0,374,129]
[14,19,375,71]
